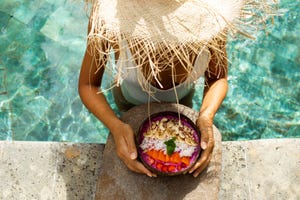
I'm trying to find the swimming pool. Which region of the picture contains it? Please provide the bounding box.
[0,0,299,143]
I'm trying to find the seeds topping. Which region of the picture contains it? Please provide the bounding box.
[143,117,197,146]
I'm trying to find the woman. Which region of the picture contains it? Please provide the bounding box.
[78,0,275,178]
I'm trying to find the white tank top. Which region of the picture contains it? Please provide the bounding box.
[118,44,211,105]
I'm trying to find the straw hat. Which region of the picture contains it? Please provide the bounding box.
[92,0,244,43]
[86,0,277,86]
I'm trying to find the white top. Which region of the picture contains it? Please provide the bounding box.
[118,44,211,105]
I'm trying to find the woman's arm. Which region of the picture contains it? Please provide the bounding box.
[78,41,156,177]
[189,41,228,177]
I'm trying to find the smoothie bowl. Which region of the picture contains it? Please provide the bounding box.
[137,111,201,176]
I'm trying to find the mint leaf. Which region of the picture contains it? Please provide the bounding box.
[164,137,176,155]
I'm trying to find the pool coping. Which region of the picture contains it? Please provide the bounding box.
[0,138,299,200]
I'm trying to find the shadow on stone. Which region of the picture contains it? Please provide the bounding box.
[54,143,104,200]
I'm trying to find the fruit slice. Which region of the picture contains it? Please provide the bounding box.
[162,166,168,172]
[168,165,176,172]
[146,157,155,165]
[146,149,155,158]
[156,163,163,171]
[170,152,181,163]
[181,157,191,166]
[177,165,182,171]
[158,150,166,162]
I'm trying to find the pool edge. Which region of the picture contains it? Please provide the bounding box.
[0,138,299,199]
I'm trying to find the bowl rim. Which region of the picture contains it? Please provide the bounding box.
[136,111,202,176]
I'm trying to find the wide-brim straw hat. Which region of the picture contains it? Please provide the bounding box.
[86,0,277,87]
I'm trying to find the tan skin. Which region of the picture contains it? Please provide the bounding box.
[79,28,228,178]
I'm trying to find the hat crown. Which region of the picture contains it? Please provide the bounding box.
[96,0,243,42]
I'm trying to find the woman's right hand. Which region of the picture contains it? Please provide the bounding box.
[112,122,157,177]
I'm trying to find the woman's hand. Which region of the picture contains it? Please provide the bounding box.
[188,40,228,177]
[112,122,157,177]
[188,114,215,177]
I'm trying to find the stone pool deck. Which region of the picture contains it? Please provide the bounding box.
[0,139,299,200]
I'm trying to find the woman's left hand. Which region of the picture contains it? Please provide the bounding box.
[188,114,215,177]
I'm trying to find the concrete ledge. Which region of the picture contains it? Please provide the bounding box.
[220,138,300,200]
[0,142,104,200]
[0,138,299,200]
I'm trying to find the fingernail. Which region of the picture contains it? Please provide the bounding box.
[201,141,207,150]
[130,153,136,159]
[147,173,152,177]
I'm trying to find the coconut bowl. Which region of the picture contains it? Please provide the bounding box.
[137,111,201,176]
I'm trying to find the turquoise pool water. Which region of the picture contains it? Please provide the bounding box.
[0,0,299,143]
